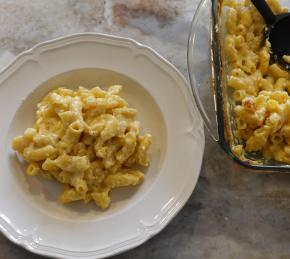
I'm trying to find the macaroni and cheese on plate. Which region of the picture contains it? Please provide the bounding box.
[12,85,152,209]
[0,33,203,258]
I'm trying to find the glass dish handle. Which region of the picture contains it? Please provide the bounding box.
[187,0,219,142]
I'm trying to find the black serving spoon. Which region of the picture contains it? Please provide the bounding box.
[251,0,290,70]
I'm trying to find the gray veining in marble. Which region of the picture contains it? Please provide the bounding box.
[0,0,290,258]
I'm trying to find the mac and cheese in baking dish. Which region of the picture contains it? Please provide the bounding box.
[12,85,152,209]
[223,0,290,163]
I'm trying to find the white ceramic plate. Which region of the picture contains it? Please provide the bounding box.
[0,33,204,259]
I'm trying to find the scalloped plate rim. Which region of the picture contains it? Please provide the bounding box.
[0,32,204,259]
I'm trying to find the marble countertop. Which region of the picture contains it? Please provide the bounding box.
[1,0,290,258]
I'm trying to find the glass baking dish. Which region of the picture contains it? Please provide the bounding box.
[187,0,290,172]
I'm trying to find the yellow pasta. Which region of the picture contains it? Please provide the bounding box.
[104,170,144,188]
[225,0,290,163]
[12,85,152,209]
[26,163,40,176]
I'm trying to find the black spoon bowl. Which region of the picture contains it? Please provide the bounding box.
[252,0,290,70]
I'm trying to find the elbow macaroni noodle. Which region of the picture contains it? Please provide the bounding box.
[12,85,152,209]
[224,0,290,163]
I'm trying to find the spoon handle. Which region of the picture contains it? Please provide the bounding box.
[251,0,276,25]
